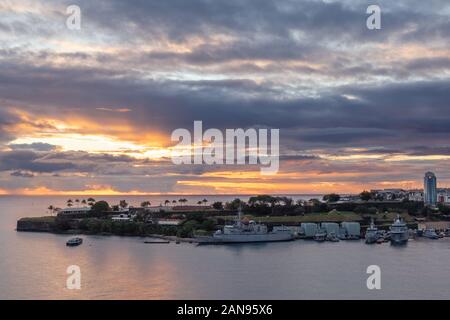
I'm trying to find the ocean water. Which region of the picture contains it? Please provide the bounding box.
[1,195,450,300]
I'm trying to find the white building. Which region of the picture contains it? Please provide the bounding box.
[111,214,135,222]
[300,223,318,238]
[58,207,91,216]
[408,190,424,202]
[321,222,340,236]
[156,219,183,226]
[144,205,174,213]
[341,222,361,237]
[437,189,450,204]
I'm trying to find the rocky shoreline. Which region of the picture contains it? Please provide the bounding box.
[16,217,197,242]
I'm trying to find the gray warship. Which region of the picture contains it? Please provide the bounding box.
[196,208,294,244]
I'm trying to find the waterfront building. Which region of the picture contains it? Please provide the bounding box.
[424,172,437,206]
[300,223,318,238]
[340,222,361,239]
[156,219,183,226]
[321,222,340,236]
[371,189,407,201]
[144,205,174,213]
[111,214,133,222]
[58,207,91,216]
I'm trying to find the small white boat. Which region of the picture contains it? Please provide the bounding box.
[423,229,439,239]
[314,230,327,242]
[66,237,83,247]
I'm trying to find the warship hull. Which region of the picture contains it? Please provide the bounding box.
[390,233,409,245]
[196,232,294,244]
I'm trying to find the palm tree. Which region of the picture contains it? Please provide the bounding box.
[197,201,202,205]
[202,198,208,206]
[119,200,128,209]
[164,200,170,206]
[141,201,151,208]
[48,205,54,216]
[75,199,80,206]
[67,199,73,207]
[172,200,177,204]
[87,198,96,206]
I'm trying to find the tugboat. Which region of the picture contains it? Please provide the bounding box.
[423,229,439,239]
[66,237,83,247]
[390,215,409,245]
[365,219,379,244]
[196,207,294,244]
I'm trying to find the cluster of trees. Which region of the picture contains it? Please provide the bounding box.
[142,198,210,207]
[66,198,96,208]
[76,218,178,237]
[177,213,216,238]
[53,193,449,222]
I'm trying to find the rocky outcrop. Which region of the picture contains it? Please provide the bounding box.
[16,218,56,232]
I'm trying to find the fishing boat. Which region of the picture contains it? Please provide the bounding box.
[66,237,83,247]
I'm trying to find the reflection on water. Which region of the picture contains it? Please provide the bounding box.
[1,196,450,300]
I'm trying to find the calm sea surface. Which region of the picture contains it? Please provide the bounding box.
[1,195,450,300]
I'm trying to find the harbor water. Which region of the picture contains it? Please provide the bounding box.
[1,196,450,300]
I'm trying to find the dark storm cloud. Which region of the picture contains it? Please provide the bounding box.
[0,150,76,173]
[70,0,450,44]
[1,54,450,152]
[41,151,136,163]
[0,108,20,144]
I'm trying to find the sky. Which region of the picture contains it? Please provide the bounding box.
[0,0,450,195]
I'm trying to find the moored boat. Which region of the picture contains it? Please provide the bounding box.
[423,229,439,239]
[326,232,340,242]
[365,219,379,244]
[196,208,294,244]
[314,230,327,242]
[390,215,409,245]
[66,237,83,247]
